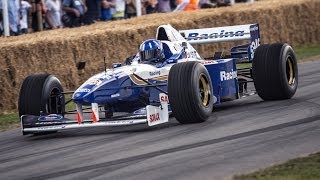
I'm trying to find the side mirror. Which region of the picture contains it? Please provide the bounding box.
[182,42,188,49]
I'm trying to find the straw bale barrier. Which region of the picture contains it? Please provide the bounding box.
[0,0,319,113]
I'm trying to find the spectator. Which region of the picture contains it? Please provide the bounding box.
[170,0,177,10]
[45,0,62,29]
[125,0,136,18]
[144,0,158,14]
[20,0,32,34]
[0,0,3,35]
[31,0,47,32]
[84,0,101,23]
[101,0,115,21]
[175,0,199,11]
[112,0,126,20]
[157,0,171,13]
[214,0,230,7]
[62,0,87,27]
[8,0,20,35]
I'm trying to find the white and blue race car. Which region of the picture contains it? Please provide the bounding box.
[19,24,298,135]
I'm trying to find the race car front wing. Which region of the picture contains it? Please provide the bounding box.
[21,93,169,135]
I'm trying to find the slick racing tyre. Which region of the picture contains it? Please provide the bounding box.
[168,61,214,124]
[252,43,298,100]
[18,74,65,117]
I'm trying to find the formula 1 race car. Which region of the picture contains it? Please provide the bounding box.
[19,24,298,135]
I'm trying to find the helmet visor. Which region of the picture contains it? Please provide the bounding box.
[140,49,157,61]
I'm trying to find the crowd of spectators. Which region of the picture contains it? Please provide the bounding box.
[0,0,246,36]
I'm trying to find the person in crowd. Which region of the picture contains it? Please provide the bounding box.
[101,0,115,21]
[170,0,177,10]
[112,0,126,20]
[143,0,158,14]
[84,0,101,24]
[31,0,47,32]
[157,0,171,13]
[62,0,87,27]
[174,0,199,11]
[45,0,62,29]
[125,0,136,18]
[20,0,32,34]
[214,0,230,6]
[0,0,3,35]
[8,0,20,35]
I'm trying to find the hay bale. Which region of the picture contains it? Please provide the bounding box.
[0,0,319,113]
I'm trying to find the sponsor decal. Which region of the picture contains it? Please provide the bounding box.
[250,38,260,59]
[36,121,63,125]
[88,79,102,86]
[77,88,90,93]
[133,108,147,115]
[101,74,113,80]
[160,95,169,103]
[187,30,245,40]
[38,114,63,121]
[107,120,135,124]
[111,93,120,98]
[149,113,160,123]
[35,125,65,130]
[152,75,168,81]
[149,71,161,76]
[201,60,217,65]
[220,69,237,81]
[129,74,148,85]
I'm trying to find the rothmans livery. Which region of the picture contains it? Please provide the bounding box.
[19,23,298,135]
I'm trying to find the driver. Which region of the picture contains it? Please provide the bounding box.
[139,39,166,64]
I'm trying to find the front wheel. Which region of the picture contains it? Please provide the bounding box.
[168,61,214,124]
[18,74,65,117]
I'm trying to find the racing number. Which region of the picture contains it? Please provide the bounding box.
[160,95,169,103]
[149,113,160,122]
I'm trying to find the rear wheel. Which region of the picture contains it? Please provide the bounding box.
[252,43,298,100]
[168,61,214,124]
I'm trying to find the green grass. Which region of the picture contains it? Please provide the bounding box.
[295,44,320,60]
[233,152,320,180]
[0,95,75,131]
[0,113,19,130]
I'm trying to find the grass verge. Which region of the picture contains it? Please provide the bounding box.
[0,113,19,131]
[233,152,320,180]
[1,44,320,131]
[294,44,320,60]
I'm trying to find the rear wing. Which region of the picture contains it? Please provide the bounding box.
[179,24,261,61]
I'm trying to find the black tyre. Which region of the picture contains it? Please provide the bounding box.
[18,74,65,117]
[168,61,214,124]
[252,43,298,100]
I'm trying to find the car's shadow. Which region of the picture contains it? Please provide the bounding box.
[25,95,300,140]
[26,119,181,140]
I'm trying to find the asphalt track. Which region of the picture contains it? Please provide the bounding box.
[0,60,320,180]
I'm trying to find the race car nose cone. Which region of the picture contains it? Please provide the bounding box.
[72,86,94,103]
[72,91,90,103]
